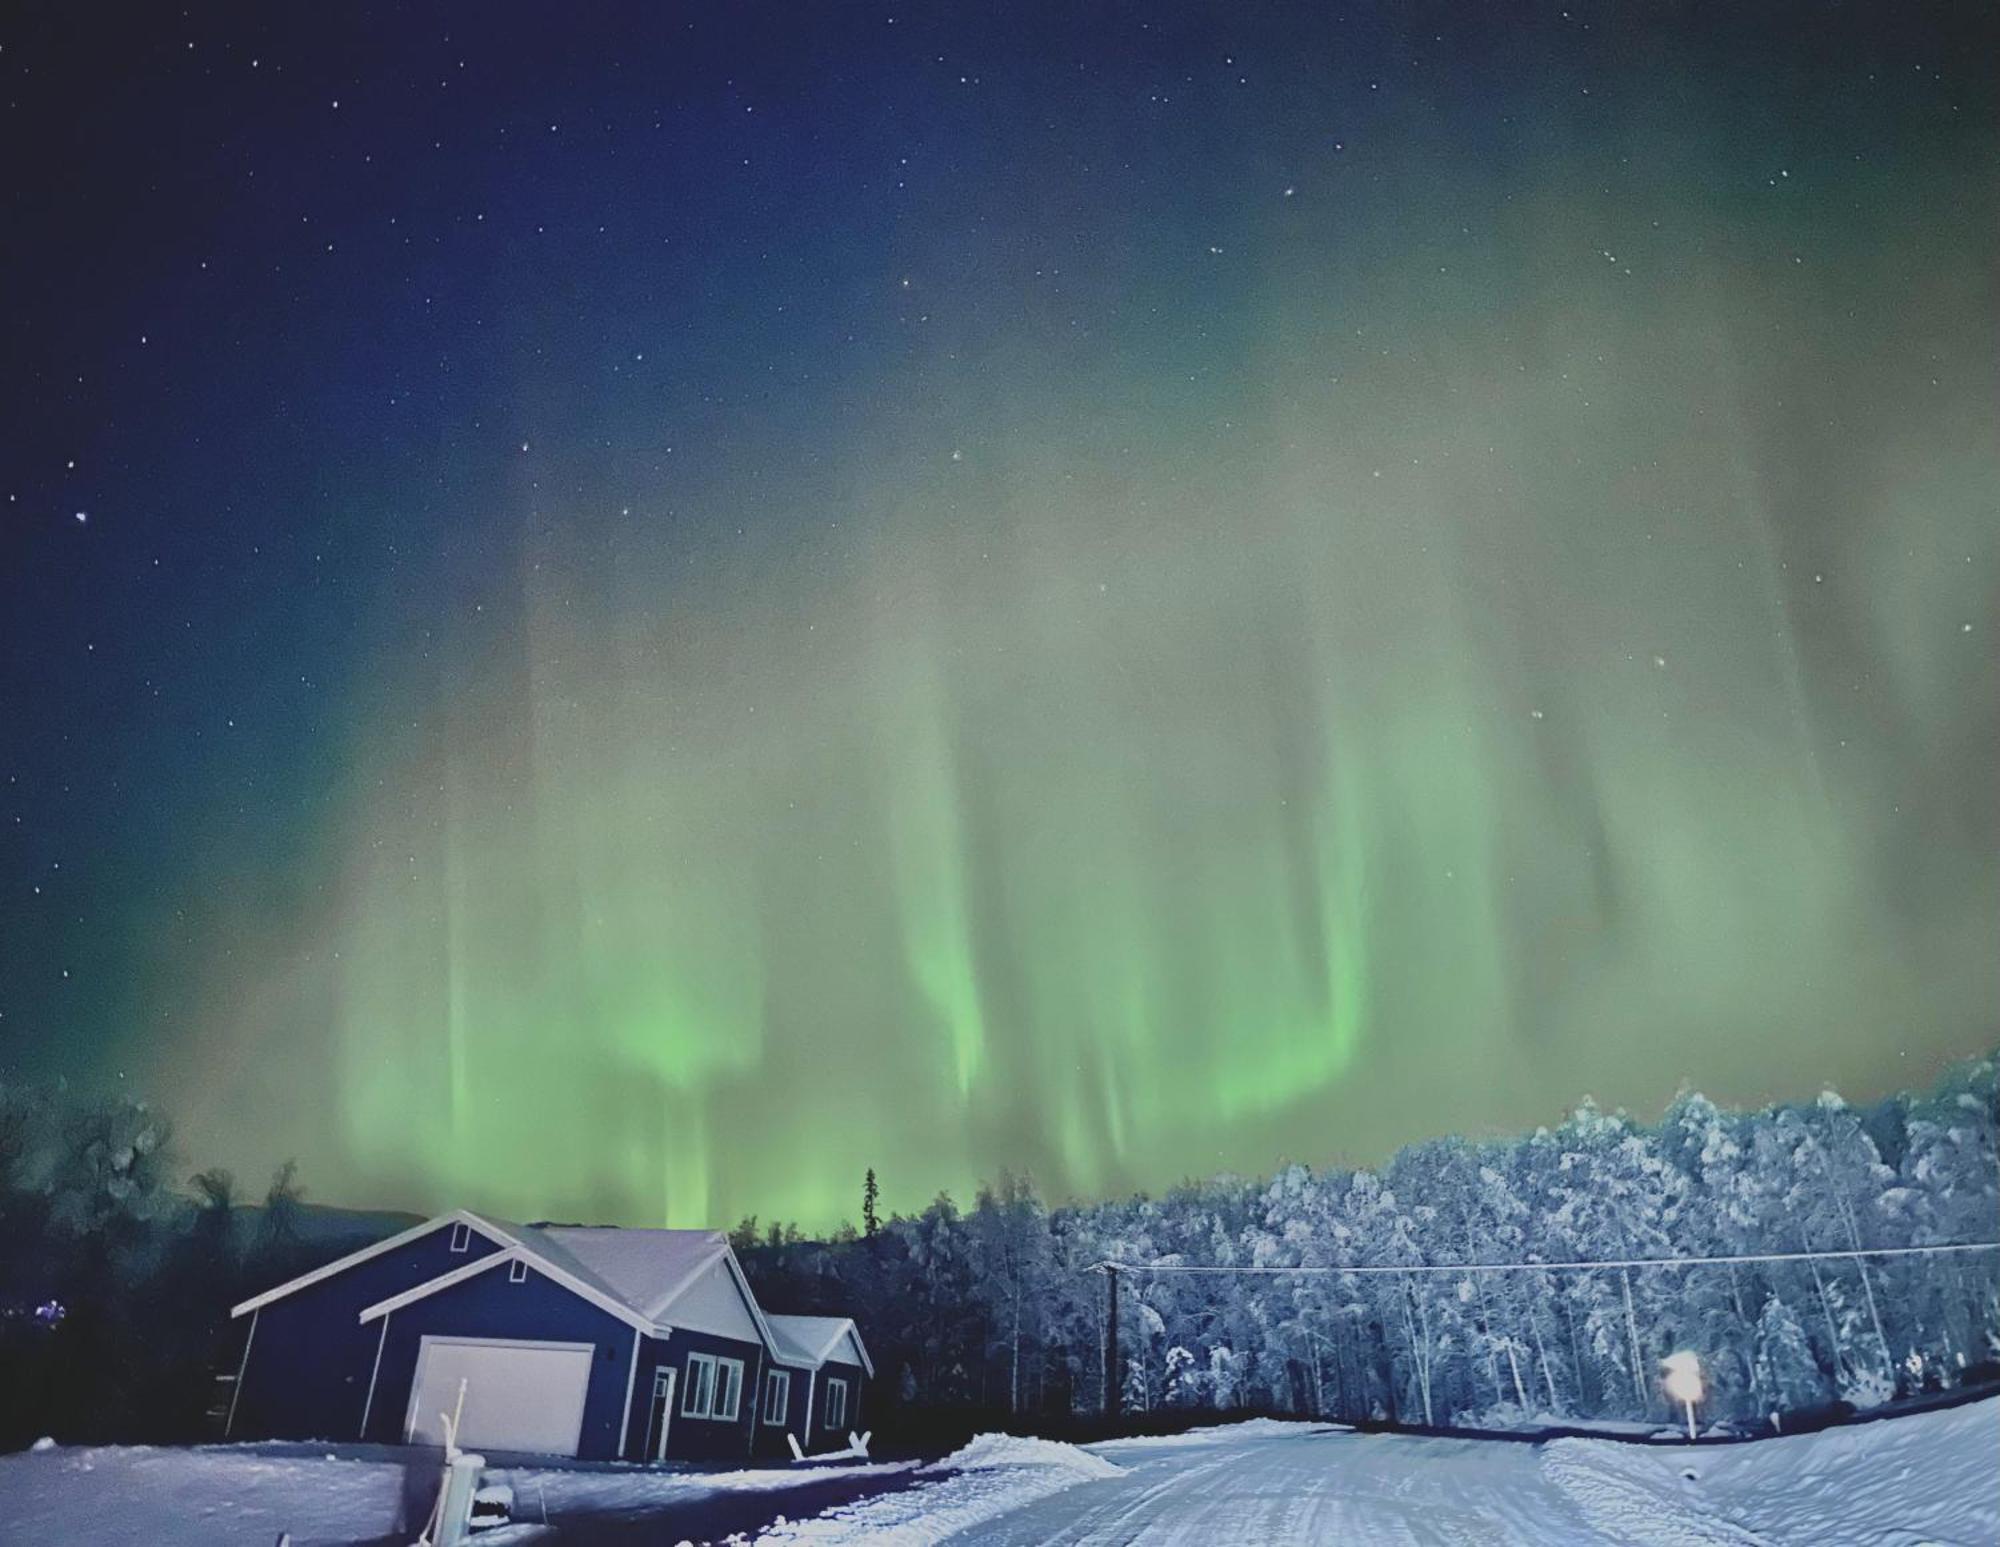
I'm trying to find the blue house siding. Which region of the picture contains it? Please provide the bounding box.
[232,1225,503,1442]
[809,1358,866,1450]
[625,1327,768,1463]
[753,1361,815,1459]
[363,1262,634,1459]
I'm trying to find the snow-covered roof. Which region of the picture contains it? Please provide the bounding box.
[232,1209,784,1362]
[523,1223,730,1325]
[766,1313,875,1377]
[230,1208,511,1318]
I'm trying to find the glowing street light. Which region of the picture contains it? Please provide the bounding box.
[1660,1350,1704,1441]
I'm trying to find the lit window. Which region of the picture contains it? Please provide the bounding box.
[508,1258,528,1283]
[762,1369,790,1425]
[448,1222,470,1254]
[825,1376,849,1432]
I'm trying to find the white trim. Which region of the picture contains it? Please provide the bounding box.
[508,1258,529,1283]
[803,1368,817,1446]
[358,1246,658,1338]
[224,1307,258,1437]
[643,1365,677,1461]
[449,1221,472,1253]
[762,1368,791,1426]
[825,1375,850,1432]
[744,1342,764,1460]
[402,1334,596,1448]
[679,1351,745,1421]
[230,1210,510,1318]
[359,1311,391,1438]
[618,1328,641,1459]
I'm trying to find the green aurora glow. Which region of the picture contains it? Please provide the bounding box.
[86,13,1993,1232]
[157,265,1997,1229]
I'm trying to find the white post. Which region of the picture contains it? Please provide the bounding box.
[1660,1352,1703,1443]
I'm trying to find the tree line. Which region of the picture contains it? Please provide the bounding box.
[737,1057,1998,1440]
[0,1082,355,1451]
[1,1056,1993,1452]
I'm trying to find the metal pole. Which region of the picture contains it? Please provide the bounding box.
[1104,1265,1121,1421]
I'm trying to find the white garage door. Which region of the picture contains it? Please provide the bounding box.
[404,1337,594,1457]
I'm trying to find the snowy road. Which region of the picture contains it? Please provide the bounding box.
[944,1426,1608,1546]
[762,1399,1999,1546]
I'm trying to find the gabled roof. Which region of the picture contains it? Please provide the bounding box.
[230,1208,510,1319]
[328,1213,780,1359]
[530,1224,731,1325]
[766,1313,875,1378]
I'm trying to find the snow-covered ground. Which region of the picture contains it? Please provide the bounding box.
[758,1400,2000,1545]
[0,1442,910,1546]
[0,1443,410,1547]
[1,1399,1991,1545]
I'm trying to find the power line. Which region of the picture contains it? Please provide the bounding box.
[1091,1241,2000,1277]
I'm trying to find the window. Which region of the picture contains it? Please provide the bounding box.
[508,1258,528,1283]
[762,1369,790,1426]
[825,1376,849,1432]
[448,1222,471,1253]
[681,1353,744,1420]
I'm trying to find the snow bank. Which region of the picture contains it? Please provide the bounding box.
[756,1433,1124,1543]
[1544,1397,2000,1547]
[922,1432,1124,1478]
[1088,1417,1340,1455]
[485,1457,913,1520]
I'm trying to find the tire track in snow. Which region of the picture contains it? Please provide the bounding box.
[1540,1442,1771,1547]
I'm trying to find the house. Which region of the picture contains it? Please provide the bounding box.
[225,1209,870,1463]
[760,1314,874,1460]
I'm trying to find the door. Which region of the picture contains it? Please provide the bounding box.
[641,1366,676,1461]
[404,1336,594,1457]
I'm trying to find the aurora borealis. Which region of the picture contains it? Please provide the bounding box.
[2,3,1994,1231]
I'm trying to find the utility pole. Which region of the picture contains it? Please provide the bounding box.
[1103,1264,1122,1421]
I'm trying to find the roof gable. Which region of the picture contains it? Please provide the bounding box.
[355,1243,657,1336]
[347,1220,782,1358]
[229,1209,509,1319]
[766,1313,875,1377]
[530,1226,727,1323]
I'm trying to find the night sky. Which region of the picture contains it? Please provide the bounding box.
[2,3,1994,1230]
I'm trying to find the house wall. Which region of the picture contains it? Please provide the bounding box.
[809,1359,866,1451]
[231,1224,503,1442]
[626,1326,768,1462]
[753,1360,814,1459]
[363,1261,634,1460]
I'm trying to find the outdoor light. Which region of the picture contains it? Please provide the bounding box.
[1661,1351,1704,1441]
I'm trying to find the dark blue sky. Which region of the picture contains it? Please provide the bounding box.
[3,2,1994,1224]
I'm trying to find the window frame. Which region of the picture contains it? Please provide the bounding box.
[448,1221,471,1254]
[508,1257,528,1283]
[825,1375,849,1432]
[681,1352,745,1420]
[762,1368,790,1426]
